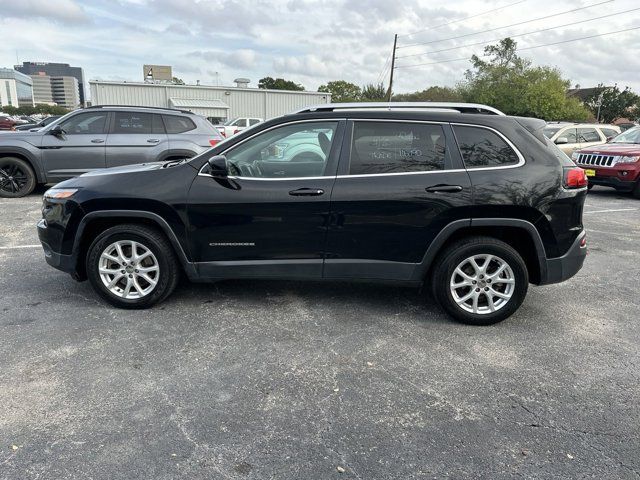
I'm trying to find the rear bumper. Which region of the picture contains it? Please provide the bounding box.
[539,230,587,285]
[37,219,80,278]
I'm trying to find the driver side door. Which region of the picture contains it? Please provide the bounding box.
[40,111,109,182]
[187,120,345,280]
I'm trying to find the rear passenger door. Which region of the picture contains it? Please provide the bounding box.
[106,111,168,168]
[324,120,473,281]
[578,127,604,150]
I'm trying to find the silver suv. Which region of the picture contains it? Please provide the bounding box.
[0,106,224,197]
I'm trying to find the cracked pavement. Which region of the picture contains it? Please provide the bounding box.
[0,186,639,479]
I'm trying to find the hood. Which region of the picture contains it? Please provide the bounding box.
[579,143,640,155]
[80,162,167,177]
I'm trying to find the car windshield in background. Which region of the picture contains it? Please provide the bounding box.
[543,126,562,138]
[610,127,640,144]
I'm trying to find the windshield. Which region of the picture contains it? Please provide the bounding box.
[543,126,563,138]
[610,127,640,144]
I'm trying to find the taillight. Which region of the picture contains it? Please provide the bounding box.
[209,139,220,146]
[564,167,588,189]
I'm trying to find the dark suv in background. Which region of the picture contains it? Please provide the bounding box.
[37,103,588,325]
[0,106,223,198]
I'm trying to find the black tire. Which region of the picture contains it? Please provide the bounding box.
[86,224,180,309]
[633,181,640,199]
[587,183,594,191]
[431,236,529,326]
[0,157,36,198]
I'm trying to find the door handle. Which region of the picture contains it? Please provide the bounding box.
[91,138,104,144]
[425,184,463,193]
[147,139,160,143]
[289,188,324,196]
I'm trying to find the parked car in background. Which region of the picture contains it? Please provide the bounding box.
[0,106,223,197]
[216,117,263,138]
[573,126,640,198]
[14,115,63,131]
[543,123,621,155]
[37,102,588,325]
[0,116,18,131]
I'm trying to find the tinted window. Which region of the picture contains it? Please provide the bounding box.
[249,119,261,126]
[163,115,196,134]
[578,128,600,143]
[223,121,337,178]
[60,112,108,135]
[454,125,519,168]
[350,122,446,175]
[113,112,153,134]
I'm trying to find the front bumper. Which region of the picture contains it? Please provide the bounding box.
[539,230,587,285]
[579,166,639,191]
[37,219,79,278]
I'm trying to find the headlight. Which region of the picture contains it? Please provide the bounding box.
[614,155,640,164]
[44,188,78,199]
[571,152,579,161]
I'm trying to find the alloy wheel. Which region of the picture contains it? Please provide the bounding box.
[98,240,160,299]
[449,254,515,315]
[0,164,29,195]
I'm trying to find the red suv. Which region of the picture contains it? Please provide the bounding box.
[0,117,17,131]
[573,126,640,198]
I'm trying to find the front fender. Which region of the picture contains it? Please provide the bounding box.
[0,144,44,183]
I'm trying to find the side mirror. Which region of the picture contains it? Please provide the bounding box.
[49,125,65,137]
[555,137,569,145]
[207,155,228,178]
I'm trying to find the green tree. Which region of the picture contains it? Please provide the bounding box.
[458,38,591,121]
[318,80,361,102]
[258,76,305,91]
[1,104,70,116]
[585,84,638,123]
[393,86,464,102]
[360,83,386,101]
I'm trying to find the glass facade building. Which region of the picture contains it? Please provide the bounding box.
[0,68,34,107]
[16,62,86,105]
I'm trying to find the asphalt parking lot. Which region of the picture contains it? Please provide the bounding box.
[1,187,639,479]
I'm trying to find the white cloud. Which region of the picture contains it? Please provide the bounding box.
[2,0,89,24]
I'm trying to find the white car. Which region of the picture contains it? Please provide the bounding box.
[216,117,263,137]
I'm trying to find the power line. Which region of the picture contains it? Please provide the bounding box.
[396,0,614,49]
[375,52,392,84]
[396,7,640,60]
[399,0,527,39]
[394,25,640,69]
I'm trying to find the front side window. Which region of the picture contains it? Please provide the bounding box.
[60,112,108,135]
[223,121,337,178]
[557,127,577,144]
[453,125,520,168]
[578,128,600,143]
[163,115,196,134]
[349,122,446,175]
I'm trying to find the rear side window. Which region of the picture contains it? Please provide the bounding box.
[453,125,520,168]
[578,128,600,143]
[249,119,261,126]
[349,122,446,175]
[113,112,164,134]
[600,127,618,139]
[163,115,196,134]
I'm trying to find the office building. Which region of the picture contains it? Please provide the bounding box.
[16,62,86,105]
[0,68,34,107]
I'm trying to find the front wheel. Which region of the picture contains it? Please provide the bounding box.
[633,180,640,199]
[86,224,180,309]
[0,157,36,198]
[431,236,529,325]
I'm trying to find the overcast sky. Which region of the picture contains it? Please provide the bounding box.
[1,0,639,98]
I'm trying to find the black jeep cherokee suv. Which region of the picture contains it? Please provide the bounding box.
[37,103,588,325]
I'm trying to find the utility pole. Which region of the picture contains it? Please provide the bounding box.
[387,34,398,102]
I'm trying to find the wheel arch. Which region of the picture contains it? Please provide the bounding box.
[73,210,197,281]
[415,218,548,285]
[0,148,44,183]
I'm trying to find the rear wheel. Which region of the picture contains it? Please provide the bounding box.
[431,236,528,325]
[86,224,179,309]
[0,157,36,198]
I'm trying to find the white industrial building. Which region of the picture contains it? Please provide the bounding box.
[89,80,331,122]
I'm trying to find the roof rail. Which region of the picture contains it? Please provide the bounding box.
[84,104,195,115]
[294,102,505,116]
